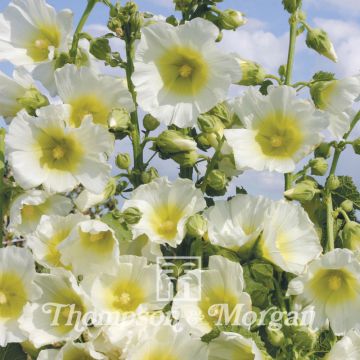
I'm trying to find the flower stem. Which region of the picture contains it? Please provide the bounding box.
[284,13,299,191]
[0,128,5,248]
[125,38,143,188]
[325,111,360,251]
[200,137,225,192]
[69,0,98,62]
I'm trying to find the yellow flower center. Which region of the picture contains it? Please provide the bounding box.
[109,281,145,313]
[0,292,7,305]
[150,203,184,241]
[21,205,37,218]
[36,129,84,172]
[328,275,342,291]
[178,64,193,78]
[70,95,109,127]
[157,45,209,96]
[255,112,304,158]
[158,220,177,237]
[309,268,360,305]
[270,135,283,148]
[79,229,114,254]
[27,25,61,62]
[117,292,131,306]
[52,145,66,160]
[0,272,28,319]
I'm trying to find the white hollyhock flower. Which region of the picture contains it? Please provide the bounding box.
[132,18,241,127]
[82,255,171,317]
[208,331,265,360]
[258,200,322,275]
[287,249,360,335]
[9,189,72,235]
[205,194,271,253]
[27,213,88,269]
[59,219,120,276]
[0,247,41,346]
[38,341,106,360]
[224,86,329,173]
[55,64,134,127]
[311,77,360,139]
[19,268,90,347]
[5,105,114,194]
[127,324,208,360]
[172,255,252,336]
[122,177,206,247]
[327,329,360,360]
[0,0,72,65]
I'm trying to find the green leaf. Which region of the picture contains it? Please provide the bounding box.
[0,344,27,360]
[312,71,335,82]
[101,212,132,242]
[332,176,360,210]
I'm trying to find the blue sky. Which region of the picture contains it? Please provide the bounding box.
[0,0,359,198]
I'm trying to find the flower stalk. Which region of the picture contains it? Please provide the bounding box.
[69,0,98,62]
[284,12,299,191]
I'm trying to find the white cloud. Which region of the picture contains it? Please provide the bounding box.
[307,0,360,17]
[220,18,289,73]
[314,18,360,76]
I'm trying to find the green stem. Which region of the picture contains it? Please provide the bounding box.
[125,37,143,187]
[325,111,360,251]
[69,0,98,62]
[200,137,225,192]
[0,129,5,248]
[284,13,299,191]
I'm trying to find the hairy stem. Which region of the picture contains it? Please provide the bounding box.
[69,0,98,61]
[125,37,143,187]
[284,13,299,191]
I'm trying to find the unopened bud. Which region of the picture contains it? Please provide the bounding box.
[207,169,227,191]
[236,58,266,86]
[156,130,197,154]
[173,0,192,11]
[352,138,360,155]
[116,153,131,169]
[108,108,131,131]
[310,157,328,176]
[327,174,340,190]
[310,80,337,110]
[292,326,317,352]
[218,9,246,30]
[90,38,111,61]
[141,167,159,184]
[186,214,208,238]
[143,114,160,131]
[172,150,199,167]
[282,0,301,13]
[198,114,224,134]
[306,28,338,62]
[266,327,285,347]
[17,88,49,116]
[284,181,317,202]
[54,52,71,69]
[341,200,354,213]
[343,221,360,251]
[209,102,232,128]
[123,207,142,225]
[166,15,178,26]
[315,142,332,158]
